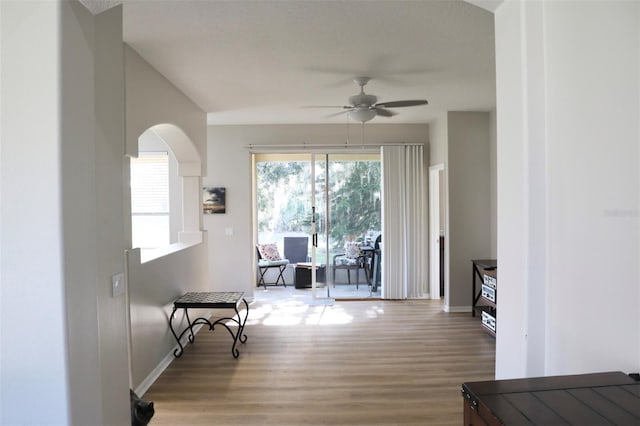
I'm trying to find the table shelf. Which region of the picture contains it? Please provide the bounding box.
[471,259,497,337]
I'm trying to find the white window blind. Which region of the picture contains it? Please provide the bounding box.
[131,152,169,214]
[131,152,170,248]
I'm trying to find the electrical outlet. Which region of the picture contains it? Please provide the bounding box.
[112,273,125,297]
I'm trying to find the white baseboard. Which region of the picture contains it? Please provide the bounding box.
[135,313,211,397]
[444,305,472,313]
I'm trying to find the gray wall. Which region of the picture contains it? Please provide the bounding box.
[447,112,492,310]
[489,109,497,258]
[205,124,429,298]
[1,3,130,424]
[127,242,209,390]
[428,111,449,166]
[494,0,640,378]
[124,46,209,392]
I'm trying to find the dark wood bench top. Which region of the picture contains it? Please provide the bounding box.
[462,371,640,425]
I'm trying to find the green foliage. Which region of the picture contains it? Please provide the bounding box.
[256,158,381,251]
[329,161,381,249]
[256,161,307,233]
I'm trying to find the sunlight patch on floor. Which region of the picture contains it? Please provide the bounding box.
[365,305,385,318]
[305,305,353,325]
[245,298,355,326]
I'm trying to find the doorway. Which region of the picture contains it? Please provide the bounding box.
[429,164,446,301]
[254,152,382,299]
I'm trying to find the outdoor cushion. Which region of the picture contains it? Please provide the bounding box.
[258,259,289,267]
[336,257,360,266]
[257,243,282,261]
[344,241,363,259]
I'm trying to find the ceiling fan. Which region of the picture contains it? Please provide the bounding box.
[312,76,428,123]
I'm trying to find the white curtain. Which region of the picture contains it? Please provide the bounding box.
[381,145,428,299]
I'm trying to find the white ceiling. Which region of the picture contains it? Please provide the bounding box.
[89,0,496,125]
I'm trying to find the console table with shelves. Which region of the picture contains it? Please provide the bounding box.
[471,259,497,336]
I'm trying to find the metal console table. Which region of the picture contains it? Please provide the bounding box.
[169,292,249,358]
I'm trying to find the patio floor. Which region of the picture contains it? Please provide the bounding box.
[255,281,380,302]
[257,264,380,300]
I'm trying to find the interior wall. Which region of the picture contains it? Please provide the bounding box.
[428,111,448,166]
[89,5,130,424]
[1,2,130,424]
[447,112,492,311]
[205,124,429,299]
[494,0,640,379]
[493,0,530,379]
[543,0,639,376]
[1,2,71,423]
[124,44,209,391]
[489,108,497,258]
[124,46,206,175]
[126,242,209,389]
[428,112,450,306]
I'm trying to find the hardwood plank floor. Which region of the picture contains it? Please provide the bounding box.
[144,294,495,425]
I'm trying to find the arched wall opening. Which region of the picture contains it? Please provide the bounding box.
[130,123,203,261]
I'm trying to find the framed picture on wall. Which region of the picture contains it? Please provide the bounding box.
[203,187,226,214]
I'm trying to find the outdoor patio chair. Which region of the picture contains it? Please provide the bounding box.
[332,241,368,289]
[256,243,289,288]
[284,236,310,265]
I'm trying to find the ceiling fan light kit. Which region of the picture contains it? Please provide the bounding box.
[310,76,429,123]
[349,108,377,123]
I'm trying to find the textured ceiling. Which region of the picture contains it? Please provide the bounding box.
[90,0,496,125]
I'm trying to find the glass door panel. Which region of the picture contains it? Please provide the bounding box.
[327,154,381,298]
[255,155,312,289]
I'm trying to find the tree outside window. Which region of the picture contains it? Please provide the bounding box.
[256,155,381,262]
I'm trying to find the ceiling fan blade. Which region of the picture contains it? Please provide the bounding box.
[325,109,353,118]
[375,100,428,108]
[373,107,397,117]
[302,105,352,109]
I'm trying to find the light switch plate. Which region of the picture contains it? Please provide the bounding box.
[112,273,125,297]
[225,227,233,236]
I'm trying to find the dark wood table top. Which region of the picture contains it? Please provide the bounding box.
[462,371,640,425]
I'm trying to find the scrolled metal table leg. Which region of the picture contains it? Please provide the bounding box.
[185,308,195,343]
[230,299,250,357]
[210,319,241,358]
[237,298,249,344]
[169,307,185,358]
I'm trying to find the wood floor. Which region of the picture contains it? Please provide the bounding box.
[144,296,495,425]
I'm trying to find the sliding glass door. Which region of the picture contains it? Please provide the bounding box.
[255,152,381,299]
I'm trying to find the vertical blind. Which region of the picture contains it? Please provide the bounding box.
[381,145,428,299]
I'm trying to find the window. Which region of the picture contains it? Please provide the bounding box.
[130,151,170,248]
